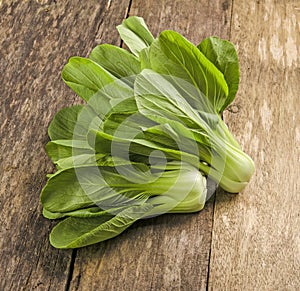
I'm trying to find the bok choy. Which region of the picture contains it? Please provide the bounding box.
[41,16,254,248]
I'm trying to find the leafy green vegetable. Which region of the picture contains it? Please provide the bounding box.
[62,57,116,101]
[117,16,154,57]
[134,70,254,192]
[198,36,240,111]
[48,105,85,140]
[42,161,206,248]
[89,44,141,80]
[49,204,150,249]
[41,16,254,249]
[143,31,230,113]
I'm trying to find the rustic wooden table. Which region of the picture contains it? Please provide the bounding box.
[1,1,299,290]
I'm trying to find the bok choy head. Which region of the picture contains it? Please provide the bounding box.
[40,16,254,249]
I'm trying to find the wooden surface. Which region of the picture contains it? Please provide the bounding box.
[0,0,299,290]
[210,1,300,290]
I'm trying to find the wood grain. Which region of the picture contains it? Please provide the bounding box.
[209,0,300,290]
[69,1,232,290]
[129,0,232,42]
[4,0,298,290]
[0,0,130,289]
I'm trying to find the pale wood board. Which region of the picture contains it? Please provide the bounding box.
[209,0,300,290]
[69,1,232,290]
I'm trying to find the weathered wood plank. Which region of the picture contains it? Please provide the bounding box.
[129,0,232,42]
[70,1,232,290]
[0,1,130,289]
[209,0,300,289]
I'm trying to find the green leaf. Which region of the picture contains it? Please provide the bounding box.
[41,162,154,213]
[102,106,156,137]
[50,153,119,170]
[147,30,229,113]
[49,204,153,248]
[42,205,129,219]
[46,103,106,168]
[198,37,240,111]
[48,105,85,141]
[46,140,93,163]
[134,69,212,132]
[62,56,136,120]
[117,16,154,57]
[62,57,116,101]
[89,44,141,82]
[88,129,200,168]
[41,167,95,212]
[140,47,151,69]
[86,79,135,121]
[101,97,138,124]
